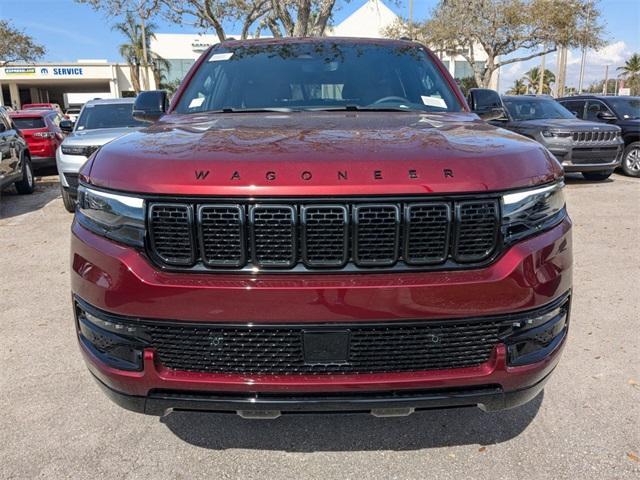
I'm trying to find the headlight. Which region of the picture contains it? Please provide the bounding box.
[541,130,556,138]
[61,145,100,156]
[76,185,145,247]
[501,181,566,244]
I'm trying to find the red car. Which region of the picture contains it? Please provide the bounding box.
[71,38,572,418]
[10,110,64,167]
[22,102,64,115]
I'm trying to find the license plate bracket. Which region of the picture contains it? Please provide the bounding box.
[302,330,350,364]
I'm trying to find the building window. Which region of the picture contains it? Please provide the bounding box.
[454,61,484,80]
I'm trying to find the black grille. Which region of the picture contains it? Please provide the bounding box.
[148,204,195,265]
[404,203,451,264]
[301,205,349,267]
[142,320,502,375]
[250,205,296,268]
[147,198,501,272]
[198,205,246,267]
[353,205,400,266]
[453,201,499,262]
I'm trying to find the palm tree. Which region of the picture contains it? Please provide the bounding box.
[617,53,640,94]
[617,53,640,81]
[524,67,556,94]
[113,13,169,93]
[506,79,527,95]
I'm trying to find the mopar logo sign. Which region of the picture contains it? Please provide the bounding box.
[40,67,49,75]
[53,67,83,76]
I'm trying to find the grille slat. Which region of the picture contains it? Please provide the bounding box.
[453,201,499,262]
[353,204,400,266]
[142,320,502,375]
[250,205,297,268]
[147,198,501,271]
[148,204,195,266]
[198,205,246,267]
[301,205,349,267]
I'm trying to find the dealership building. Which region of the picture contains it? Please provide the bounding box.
[150,0,498,87]
[0,61,155,109]
[0,0,495,109]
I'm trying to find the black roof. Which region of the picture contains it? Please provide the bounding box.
[557,95,639,101]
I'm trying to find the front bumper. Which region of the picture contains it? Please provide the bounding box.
[71,217,573,415]
[546,140,624,172]
[56,149,88,188]
[93,368,555,416]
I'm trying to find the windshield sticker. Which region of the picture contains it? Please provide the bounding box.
[421,96,447,108]
[188,97,205,109]
[209,52,233,62]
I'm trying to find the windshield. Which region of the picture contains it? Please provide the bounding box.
[13,117,46,129]
[503,97,575,120]
[75,103,145,130]
[174,41,462,114]
[605,97,640,119]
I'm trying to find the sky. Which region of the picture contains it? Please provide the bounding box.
[1,0,639,92]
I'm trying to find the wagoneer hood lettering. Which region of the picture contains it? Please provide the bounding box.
[86,112,561,195]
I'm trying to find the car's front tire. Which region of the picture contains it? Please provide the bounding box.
[581,170,613,181]
[14,156,35,194]
[621,141,640,177]
[61,185,76,213]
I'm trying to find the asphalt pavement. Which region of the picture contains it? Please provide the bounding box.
[1,171,638,479]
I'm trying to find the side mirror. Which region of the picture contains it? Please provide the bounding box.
[59,120,74,133]
[133,90,169,123]
[596,111,617,121]
[468,88,506,121]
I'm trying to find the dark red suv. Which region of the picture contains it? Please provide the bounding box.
[71,38,572,418]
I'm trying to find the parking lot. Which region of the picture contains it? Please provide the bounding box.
[1,171,638,480]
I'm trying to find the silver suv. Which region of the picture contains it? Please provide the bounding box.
[56,98,145,212]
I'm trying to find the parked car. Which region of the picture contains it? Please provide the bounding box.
[65,107,82,123]
[9,109,65,168]
[0,106,34,194]
[56,98,145,212]
[22,103,64,115]
[71,37,572,418]
[557,95,640,177]
[491,95,623,181]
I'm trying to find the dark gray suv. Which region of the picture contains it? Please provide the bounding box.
[491,96,623,181]
[0,106,34,195]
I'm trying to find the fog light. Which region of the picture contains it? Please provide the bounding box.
[506,300,570,366]
[77,307,145,371]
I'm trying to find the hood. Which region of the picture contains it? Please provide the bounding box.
[513,118,620,131]
[64,126,141,147]
[616,118,640,131]
[86,112,562,196]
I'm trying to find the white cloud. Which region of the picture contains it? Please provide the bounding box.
[498,41,633,93]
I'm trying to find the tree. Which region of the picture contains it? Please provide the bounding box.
[160,0,342,40]
[0,20,45,66]
[586,79,616,95]
[457,76,478,96]
[113,12,168,93]
[76,1,160,89]
[387,0,605,88]
[506,79,527,95]
[617,53,640,93]
[523,67,555,94]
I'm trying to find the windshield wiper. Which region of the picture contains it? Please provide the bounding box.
[214,107,296,113]
[305,105,425,113]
